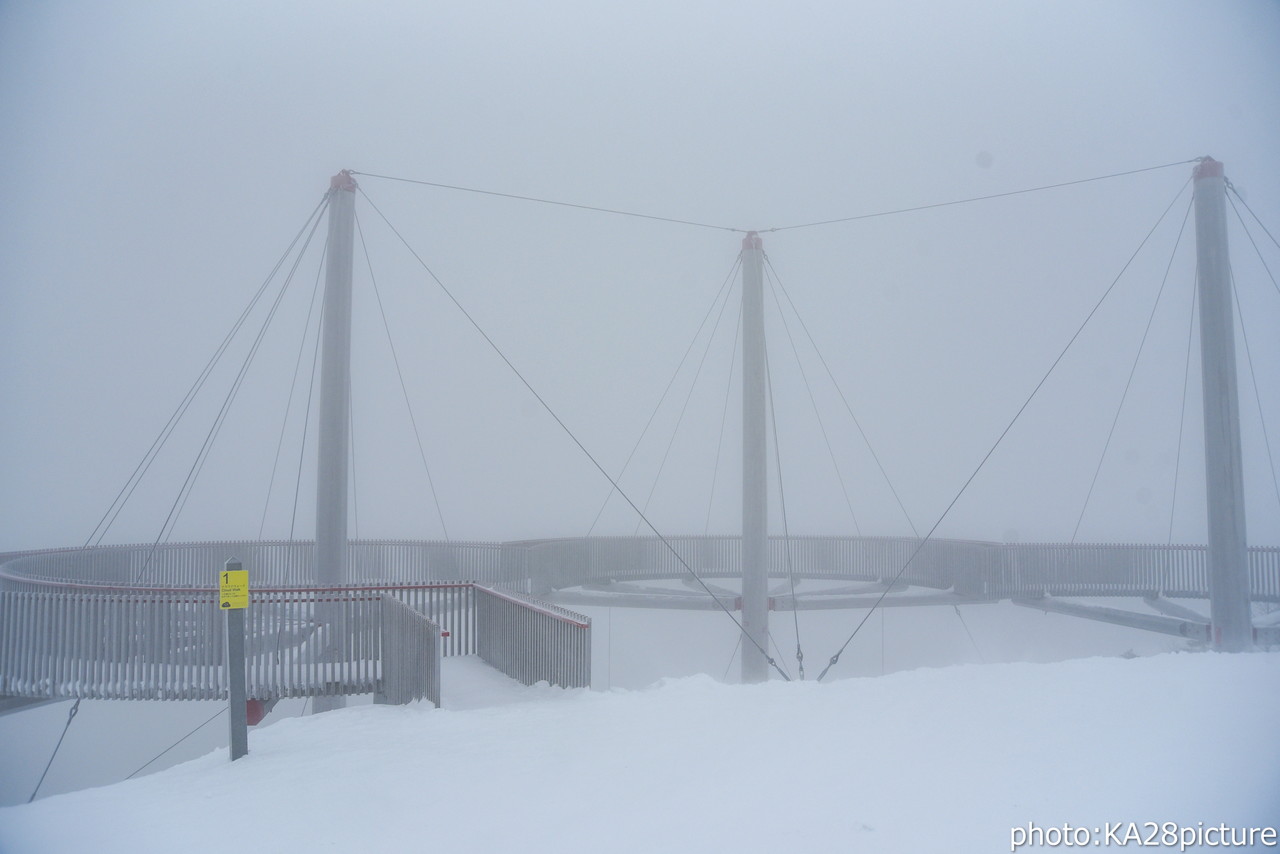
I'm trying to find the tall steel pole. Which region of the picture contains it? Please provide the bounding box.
[1192,157,1252,651]
[313,170,357,711]
[741,232,770,682]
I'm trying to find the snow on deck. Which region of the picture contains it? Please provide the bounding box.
[1,652,1277,854]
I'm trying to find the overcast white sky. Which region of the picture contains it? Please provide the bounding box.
[2,0,1278,551]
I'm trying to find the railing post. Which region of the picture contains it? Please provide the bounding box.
[374,594,391,706]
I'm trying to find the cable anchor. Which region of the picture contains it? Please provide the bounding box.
[816,653,840,682]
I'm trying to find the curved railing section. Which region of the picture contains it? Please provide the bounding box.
[522,535,990,592]
[3,536,1278,703]
[990,542,1279,601]
[2,536,1279,601]
[0,540,522,591]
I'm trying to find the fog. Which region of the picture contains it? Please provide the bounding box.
[3,0,1278,551]
[2,0,1279,808]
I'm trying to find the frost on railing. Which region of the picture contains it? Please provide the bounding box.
[0,590,222,700]
[4,538,1279,603]
[475,585,591,689]
[376,596,441,707]
[0,588,444,703]
[0,582,585,703]
[6,537,1280,705]
[0,540,513,591]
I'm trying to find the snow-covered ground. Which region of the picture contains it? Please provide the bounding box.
[2,650,1277,854]
[1,599,1202,808]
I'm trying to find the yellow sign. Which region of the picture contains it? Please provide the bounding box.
[219,569,249,610]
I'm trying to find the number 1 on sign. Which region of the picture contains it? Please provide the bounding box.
[219,569,249,610]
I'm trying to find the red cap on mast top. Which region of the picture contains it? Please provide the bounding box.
[330,170,358,191]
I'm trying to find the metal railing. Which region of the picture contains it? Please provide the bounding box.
[0,540,518,591]
[4,537,1279,603]
[0,588,406,702]
[475,585,592,689]
[989,543,1280,601]
[518,536,1280,603]
[4,535,1279,705]
[377,596,442,707]
[0,579,586,703]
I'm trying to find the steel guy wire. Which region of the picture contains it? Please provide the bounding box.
[85,194,329,547]
[1227,182,1280,254]
[765,268,864,536]
[1070,195,1193,542]
[631,259,741,534]
[1226,193,1280,300]
[27,699,80,803]
[1167,282,1198,545]
[764,159,1202,233]
[764,330,805,678]
[141,195,327,576]
[704,303,742,535]
[360,187,791,680]
[765,257,918,537]
[587,257,740,535]
[260,238,328,538]
[356,211,451,540]
[816,177,1194,681]
[350,171,745,233]
[290,296,326,539]
[1229,269,1280,520]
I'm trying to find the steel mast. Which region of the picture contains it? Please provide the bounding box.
[313,170,358,711]
[1192,157,1252,651]
[740,231,770,682]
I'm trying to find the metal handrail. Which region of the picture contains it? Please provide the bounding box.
[474,584,592,628]
[3,538,1279,602]
[3,536,1277,703]
[0,577,591,702]
[377,596,442,706]
[474,585,592,689]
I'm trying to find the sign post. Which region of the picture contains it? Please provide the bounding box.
[220,559,249,761]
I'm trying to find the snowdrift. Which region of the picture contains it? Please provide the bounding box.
[2,652,1277,854]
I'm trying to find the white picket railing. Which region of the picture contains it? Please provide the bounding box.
[4,535,1279,704]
